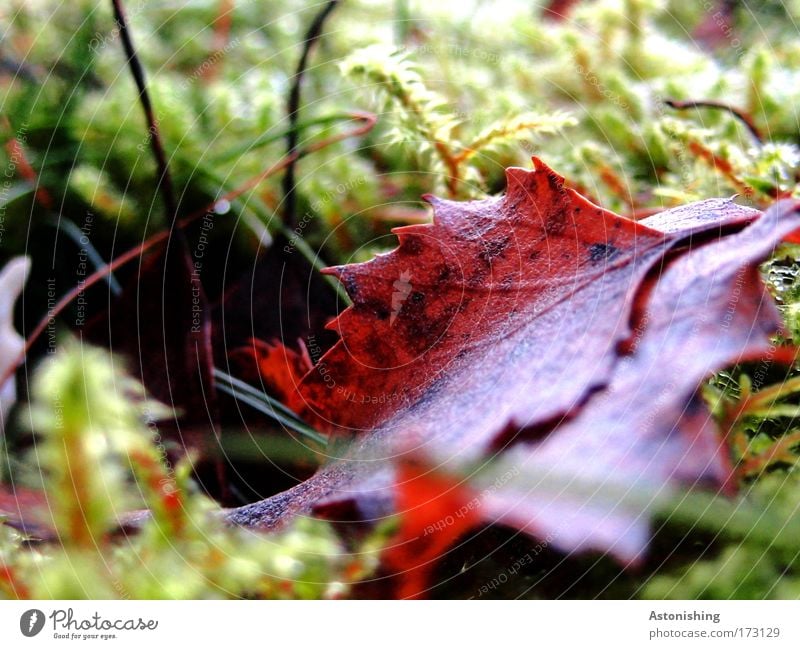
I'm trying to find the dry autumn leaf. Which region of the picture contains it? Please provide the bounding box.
[253,160,759,450]
[230,160,792,556]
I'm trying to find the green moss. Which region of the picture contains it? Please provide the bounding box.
[1,343,378,599]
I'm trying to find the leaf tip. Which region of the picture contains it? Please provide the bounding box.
[321,266,343,279]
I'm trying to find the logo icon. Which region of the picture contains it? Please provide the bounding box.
[20,609,45,637]
[390,270,413,325]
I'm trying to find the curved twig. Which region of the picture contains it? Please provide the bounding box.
[111,0,180,230]
[664,98,763,143]
[283,0,340,228]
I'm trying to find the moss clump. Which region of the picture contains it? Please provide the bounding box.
[1,343,378,599]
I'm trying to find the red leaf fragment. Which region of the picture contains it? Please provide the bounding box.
[382,461,481,599]
[240,338,313,408]
[0,485,50,537]
[481,200,800,561]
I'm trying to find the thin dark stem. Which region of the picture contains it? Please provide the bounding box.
[664,98,763,143]
[110,0,180,232]
[282,0,340,228]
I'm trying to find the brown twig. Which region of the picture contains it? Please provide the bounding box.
[686,139,757,199]
[111,0,180,233]
[283,0,340,228]
[664,98,763,143]
[365,206,430,224]
[200,0,236,82]
[738,430,800,478]
[213,0,235,48]
[595,162,636,211]
[2,134,54,210]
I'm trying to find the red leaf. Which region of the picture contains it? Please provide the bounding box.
[230,160,790,570]
[288,159,759,457]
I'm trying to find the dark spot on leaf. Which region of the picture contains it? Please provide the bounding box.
[588,243,621,264]
[404,237,423,255]
[343,274,358,297]
[479,236,509,264]
[357,298,389,320]
[545,170,564,193]
[545,209,567,235]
